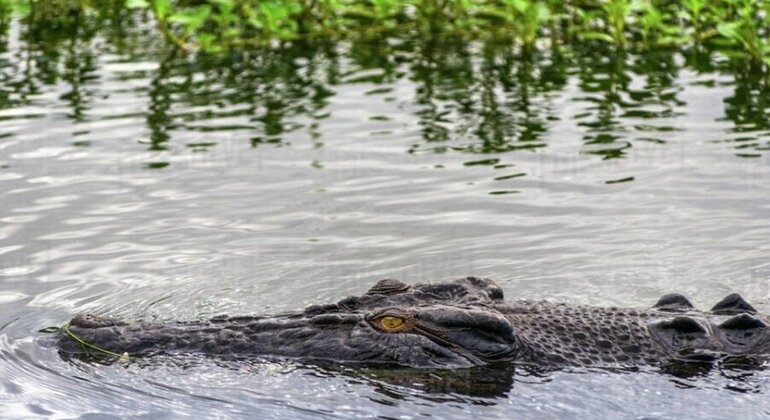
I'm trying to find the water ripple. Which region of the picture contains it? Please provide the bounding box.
[0,21,769,419]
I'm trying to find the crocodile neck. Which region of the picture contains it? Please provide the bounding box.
[498,302,665,366]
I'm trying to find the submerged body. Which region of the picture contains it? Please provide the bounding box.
[57,277,770,369]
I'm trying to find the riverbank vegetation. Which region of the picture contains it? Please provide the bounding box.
[1,0,769,68]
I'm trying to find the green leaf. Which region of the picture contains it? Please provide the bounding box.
[716,48,749,59]
[581,31,615,43]
[153,0,173,20]
[344,6,377,20]
[717,22,743,42]
[657,35,687,46]
[7,0,29,14]
[169,5,212,33]
[197,31,217,47]
[125,0,149,9]
[209,0,234,14]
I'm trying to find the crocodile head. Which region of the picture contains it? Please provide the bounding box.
[58,277,517,368]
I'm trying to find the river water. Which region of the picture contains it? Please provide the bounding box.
[1,15,770,419]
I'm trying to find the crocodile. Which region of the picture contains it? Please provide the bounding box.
[56,277,770,369]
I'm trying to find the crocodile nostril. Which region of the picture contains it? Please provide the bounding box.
[70,314,118,328]
[487,287,504,301]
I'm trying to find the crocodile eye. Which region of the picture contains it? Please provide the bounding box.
[379,316,405,332]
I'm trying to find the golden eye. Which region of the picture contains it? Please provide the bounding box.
[379,316,404,331]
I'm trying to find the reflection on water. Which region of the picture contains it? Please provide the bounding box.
[326,361,770,399]
[3,11,770,166]
[723,67,770,157]
[1,9,770,420]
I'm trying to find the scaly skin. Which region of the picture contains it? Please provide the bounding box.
[56,277,770,368]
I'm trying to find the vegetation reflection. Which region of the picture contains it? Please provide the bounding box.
[0,3,769,170]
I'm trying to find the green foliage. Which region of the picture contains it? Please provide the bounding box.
[603,0,630,47]
[478,0,549,48]
[0,0,29,16]
[717,0,770,66]
[636,0,682,46]
[3,0,770,69]
[680,0,708,40]
[252,1,302,39]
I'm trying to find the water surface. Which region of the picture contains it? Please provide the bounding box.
[1,14,770,419]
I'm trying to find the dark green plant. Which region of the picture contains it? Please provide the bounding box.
[577,0,630,47]
[681,0,709,42]
[479,0,550,49]
[717,0,770,67]
[2,0,770,69]
[636,0,682,46]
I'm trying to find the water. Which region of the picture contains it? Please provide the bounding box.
[1,13,770,419]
